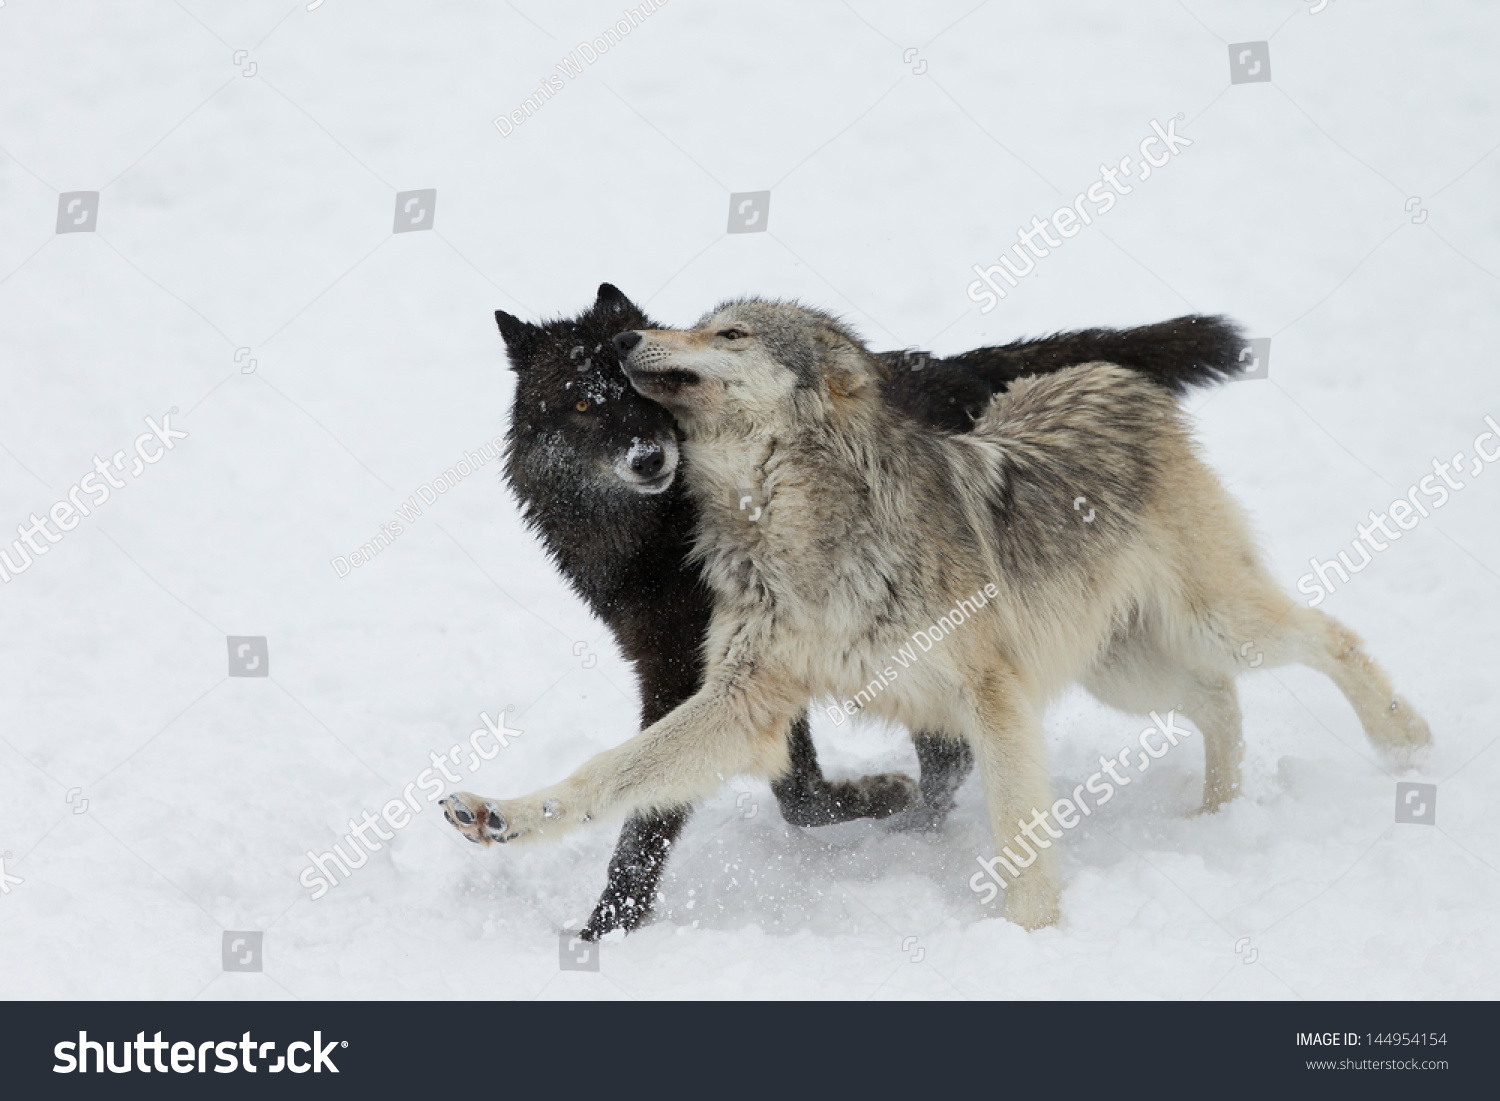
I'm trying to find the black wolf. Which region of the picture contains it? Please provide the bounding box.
[449,284,1248,937]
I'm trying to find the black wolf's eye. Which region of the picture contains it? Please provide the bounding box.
[575,400,589,413]
[718,328,748,341]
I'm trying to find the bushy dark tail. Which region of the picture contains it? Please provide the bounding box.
[947,314,1248,395]
[954,315,1248,396]
[877,314,1247,431]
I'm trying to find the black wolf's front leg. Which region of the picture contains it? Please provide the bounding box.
[770,712,918,826]
[579,808,688,940]
[888,732,975,831]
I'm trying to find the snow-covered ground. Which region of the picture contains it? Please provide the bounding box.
[1,0,1497,1000]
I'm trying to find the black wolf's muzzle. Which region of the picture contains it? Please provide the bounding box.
[612,433,679,494]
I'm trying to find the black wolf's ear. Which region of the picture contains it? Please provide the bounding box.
[594,283,638,315]
[494,309,535,358]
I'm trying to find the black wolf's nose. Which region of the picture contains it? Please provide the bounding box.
[629,443,665,480]
[613,331,642,356]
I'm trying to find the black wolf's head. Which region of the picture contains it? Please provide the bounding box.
[499,284,683,503]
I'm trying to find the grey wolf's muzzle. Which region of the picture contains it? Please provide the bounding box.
[615,331,701,399]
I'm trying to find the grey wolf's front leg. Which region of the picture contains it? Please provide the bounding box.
[444,682,795,844]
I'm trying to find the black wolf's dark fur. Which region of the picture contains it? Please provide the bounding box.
[884,313,1246,429]
[497,284,1244,939]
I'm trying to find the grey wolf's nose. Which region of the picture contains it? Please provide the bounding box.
[630,443,665,479]
[613,331,642,355]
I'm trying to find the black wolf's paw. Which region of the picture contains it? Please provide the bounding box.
[440,792,515,845]
[777,772,919,827]
[886,801,954,833]
[579,894,651,942]
[845,772,921,819]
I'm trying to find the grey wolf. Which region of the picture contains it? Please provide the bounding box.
[448,291,1307,931]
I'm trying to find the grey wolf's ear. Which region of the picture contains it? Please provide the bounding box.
[494,309,534,355]
[819,332,875,404]
[594,283,638,314]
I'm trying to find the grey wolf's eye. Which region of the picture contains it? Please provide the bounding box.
[718,328,748,341]
[575,400,589,413]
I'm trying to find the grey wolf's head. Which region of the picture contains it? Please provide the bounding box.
[613,299,879,432]
[498,283,681,496]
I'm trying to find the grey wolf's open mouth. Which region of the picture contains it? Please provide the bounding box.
[627,367,700,394]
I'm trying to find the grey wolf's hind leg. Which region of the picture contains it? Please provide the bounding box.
[770,712,918,826]
[1183,675,1244,813]
[1260,604,1431,759]
[579,808,688,941]
[889,732,975,831]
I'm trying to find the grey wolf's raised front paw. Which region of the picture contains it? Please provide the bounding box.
[441,792,516,845]
[442,791,577,844]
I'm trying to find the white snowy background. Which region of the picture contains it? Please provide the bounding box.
[1,0,1497,1001]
